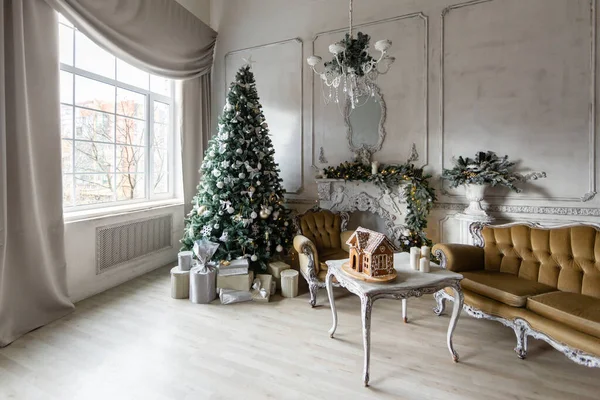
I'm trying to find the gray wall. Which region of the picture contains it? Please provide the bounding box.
[211,0,600,241]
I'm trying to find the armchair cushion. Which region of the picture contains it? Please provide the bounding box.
[433,243,485,272]
[462,271,556,307]
[299,210,343,250]
[527,292,600,338]
[318,248,350,273]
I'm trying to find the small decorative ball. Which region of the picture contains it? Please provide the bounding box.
[209,150,215,157]
[276,245,283,253]
[214,224,220,229]
[239,172,246,179]
[236,148,243,154]
[216,182,224,189]
[256,181,261,186]
[227,206,235,214]
[212,169,221,178]
[251,211,258,219]
[259,209,270,219]
[284,221,289,227]
[250,254,258,262]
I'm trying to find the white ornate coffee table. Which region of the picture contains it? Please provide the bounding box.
[325,252,464,386]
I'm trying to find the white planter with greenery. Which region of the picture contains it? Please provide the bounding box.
[464,183,488,216]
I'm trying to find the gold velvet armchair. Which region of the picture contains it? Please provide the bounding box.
[293,208,353,307]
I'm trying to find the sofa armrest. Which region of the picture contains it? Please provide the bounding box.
[340,230,354,253]
[432,243,485,272]
[293,235,320,277]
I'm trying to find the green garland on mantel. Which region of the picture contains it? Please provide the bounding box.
[321,161,437,251]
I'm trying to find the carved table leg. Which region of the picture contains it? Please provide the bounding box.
[361,295,373,387]
[433,290,447,316]
[447,284,464,362]
[326,271,337,339]
[402,298,408,323]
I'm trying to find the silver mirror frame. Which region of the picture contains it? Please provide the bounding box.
[344,82,387,159]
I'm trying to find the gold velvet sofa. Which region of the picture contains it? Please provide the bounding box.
[432,222,600,368]
[293,208,353,307]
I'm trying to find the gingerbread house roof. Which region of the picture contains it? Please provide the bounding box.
[346,227,399,254]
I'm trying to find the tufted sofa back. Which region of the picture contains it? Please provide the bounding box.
[481,225,600,299]
[299,210,342,250]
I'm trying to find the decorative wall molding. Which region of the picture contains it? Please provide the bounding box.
[225,38,304,194]
[311,12,429,168]
[433,202,600,217]
[440,0,597,202]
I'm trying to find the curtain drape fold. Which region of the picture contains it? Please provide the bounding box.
[45,0,216,79]
[180,74,212,215]
[0,0,74,347]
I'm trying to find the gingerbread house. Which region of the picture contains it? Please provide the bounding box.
[346,227,398,277]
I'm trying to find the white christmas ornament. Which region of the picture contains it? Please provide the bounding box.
[216,182,224,189]
[212,169,222,178]
[236,148,243,154]
[239,173,246,179]
[227,206,235,214]
[250,211,258,219]
[276,245,283,253]
[251,254,258,262]
[214,223,220,229]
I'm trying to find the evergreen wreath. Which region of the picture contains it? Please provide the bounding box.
[324,32,374,77]
[321,161,437,251]
[441,151,546,192]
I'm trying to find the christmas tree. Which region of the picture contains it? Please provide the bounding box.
[181,63,294,271]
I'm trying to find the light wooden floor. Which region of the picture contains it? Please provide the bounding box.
[1,266,598,400]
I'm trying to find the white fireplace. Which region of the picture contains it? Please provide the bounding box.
[316,179,409,244]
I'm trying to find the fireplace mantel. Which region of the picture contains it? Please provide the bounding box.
[316,179,408,243]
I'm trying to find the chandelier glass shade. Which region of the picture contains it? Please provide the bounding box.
[307,0,395,109]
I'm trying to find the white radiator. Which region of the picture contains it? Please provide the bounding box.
[96,215,173,274]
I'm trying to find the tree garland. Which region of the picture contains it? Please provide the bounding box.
[321,161,437,251]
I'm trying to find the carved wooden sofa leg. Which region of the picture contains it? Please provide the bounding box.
[433,290,447,316]
[513,319,528,359]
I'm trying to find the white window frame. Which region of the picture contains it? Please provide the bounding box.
[59,19,177,213]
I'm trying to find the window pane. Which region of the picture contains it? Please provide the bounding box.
[61,140,73,173]
[150,75,171,96]
[153,123,169,148]
[59,24,73,66]
[117,59,149,89]
[117,146,145,173]
[153,147,168,194]
[75,76,115,113]
[75,108,114,142]
[61,105,73,138]
[60,71,73,104]
[75,141,114,173]
[75,174,114,205]
[116,117,145,146]
[153,102,170,124]
[117,174,145,200]
[63,174,73,206]
[75,31,115,79]
[117,88,145,119]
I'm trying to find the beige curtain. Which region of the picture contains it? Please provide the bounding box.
[45,0,216,79]
[180,74,212,215]
[0,0,74,347]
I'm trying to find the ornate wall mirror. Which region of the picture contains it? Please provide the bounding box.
[344,83,387,162]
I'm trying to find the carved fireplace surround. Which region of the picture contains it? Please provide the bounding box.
[316,179,408,244]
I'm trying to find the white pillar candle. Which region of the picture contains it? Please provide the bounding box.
[421,246,431,260]
[419,257,430,273]
[178,251,193,271]
[410,247,421,271]
[371,161,380,175]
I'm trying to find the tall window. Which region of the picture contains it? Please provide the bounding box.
[58,15,175,209]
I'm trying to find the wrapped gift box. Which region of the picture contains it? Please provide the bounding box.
[252,274,273,303]
[267,261,291,289]
[217,271,254,292]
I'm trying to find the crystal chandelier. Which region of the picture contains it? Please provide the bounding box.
[307,0,395,109]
